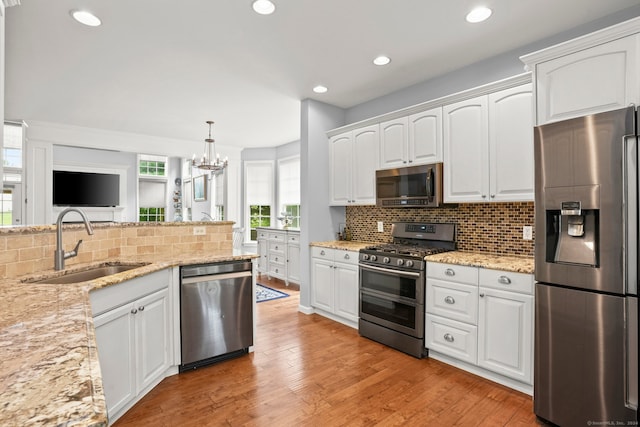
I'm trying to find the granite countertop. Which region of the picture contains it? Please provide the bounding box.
[426,251,534,274]
[310,240,375,251]
[0,250,258,427]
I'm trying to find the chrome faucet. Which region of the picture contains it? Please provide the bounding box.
[201,212,215,221]
[54,208,94,270]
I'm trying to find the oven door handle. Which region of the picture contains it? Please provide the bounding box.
[359,263,421,278]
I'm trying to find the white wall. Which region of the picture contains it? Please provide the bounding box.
[299,99,345,311]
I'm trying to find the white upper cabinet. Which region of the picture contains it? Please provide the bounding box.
[329,124,379,206]
[521,19,640,125]
[443,95,490,203]
[488,84,534,202]
[379,107,442,169]
[444,83,533,203]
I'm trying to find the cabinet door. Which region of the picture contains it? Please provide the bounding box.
[135,288,171,392]
[536,35,639,124]
[257,238,268,274]
[94,303,136,418]
[443,95,489,202]
[409,107,442,165]
[287,244,301,284]
[311,258,334,312]
[379,117,408,169]
[334,262,359,322]
[478,287,533,384]
[329,132,353,205]
[488,84,534,202]
[351,124,379,204]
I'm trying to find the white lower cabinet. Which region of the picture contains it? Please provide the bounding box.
[257,228,300,285]
[425,261,533,393]
[90,269,174,424]
[310,247,359,327]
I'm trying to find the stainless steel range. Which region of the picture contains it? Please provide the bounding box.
[358,222,456,358]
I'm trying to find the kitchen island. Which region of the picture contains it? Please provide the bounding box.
[0,221,257,426]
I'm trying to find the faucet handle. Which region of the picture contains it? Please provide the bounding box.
[65,239,83,260]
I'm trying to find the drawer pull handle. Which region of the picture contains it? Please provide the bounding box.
[320,250,326,256]
[480,293,485,298]
[498,276,511,285]
[131,308,138,314]
[444,333,455,343]
[138,306,145,311]
[445,268,455,276]
[344,254,350,260]
[444,296,455,304]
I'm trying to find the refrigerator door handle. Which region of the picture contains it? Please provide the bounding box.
[626,297,638,411]
[624,133,638,296]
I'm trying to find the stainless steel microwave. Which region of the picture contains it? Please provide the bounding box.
[376,163,444,207]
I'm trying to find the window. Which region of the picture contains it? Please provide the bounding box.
[3,123,23,169]
[138,154,168,222]
[139,154,167,177]
[245,161,274,241]
[2,122,24,226]
[212,170,226,220]
[278,156,300,228]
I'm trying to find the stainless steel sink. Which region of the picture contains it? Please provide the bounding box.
[26,263,149,284]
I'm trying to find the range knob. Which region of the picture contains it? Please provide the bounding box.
[383,257,391,264]
[370,255,377,262]
[362,254,370,261]
[406,260,414,268]
[397,259,404,266]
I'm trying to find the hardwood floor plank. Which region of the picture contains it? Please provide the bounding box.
[114,276,541,426]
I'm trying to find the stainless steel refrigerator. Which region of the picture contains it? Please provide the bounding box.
[534,106,638,426]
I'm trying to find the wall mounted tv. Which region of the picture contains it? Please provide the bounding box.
[53,170,120,207]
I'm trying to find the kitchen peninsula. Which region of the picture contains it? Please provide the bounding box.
[0,221,257,426]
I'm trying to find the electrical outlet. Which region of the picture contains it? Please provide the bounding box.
[377,221,384,232]
[523,226,533,240]
[193,226,206,236]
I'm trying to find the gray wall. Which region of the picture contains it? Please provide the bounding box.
[346,4,640,124]
[299,99,346,310]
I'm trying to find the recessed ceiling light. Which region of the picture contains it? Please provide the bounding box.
[373,56,391,66]
[466,6,492,23]
[313,85,328,94]
[252,0,276,15]
[70,10,102,27]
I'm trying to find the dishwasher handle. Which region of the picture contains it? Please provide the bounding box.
[181,270,252,284]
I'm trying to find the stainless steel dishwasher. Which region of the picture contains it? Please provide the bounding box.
[179,260,253,371]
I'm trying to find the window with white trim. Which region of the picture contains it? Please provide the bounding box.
[278,156,300,228]
[245,161,274,241]
[138,154,168,222]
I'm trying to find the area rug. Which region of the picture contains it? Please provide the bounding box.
[256,284,289,303]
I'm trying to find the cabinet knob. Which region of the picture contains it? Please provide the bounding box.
[408,160,413,163]
[444,296,455,305]
[481,194,487,198]
[498,275,511,285]
[444,333,455,343]
[445,268,455,276]
[344,254,350,260]
[480,293,485,298]
[139,306,145,311]
[131,308,138,314]
[320,250,326,256]
[491,194,496,198]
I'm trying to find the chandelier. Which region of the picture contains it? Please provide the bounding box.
[192,120,228,173]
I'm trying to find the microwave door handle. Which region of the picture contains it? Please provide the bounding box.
[426,168,433,199]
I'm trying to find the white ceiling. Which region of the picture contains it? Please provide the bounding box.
[5,0,640,150]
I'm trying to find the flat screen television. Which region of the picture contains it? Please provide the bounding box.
[53,170,120,207]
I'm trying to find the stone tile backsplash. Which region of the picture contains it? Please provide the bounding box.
[346,202,534,257]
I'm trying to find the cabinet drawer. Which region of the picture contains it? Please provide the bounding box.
[269,232,286,242]
[427,262,478,285]
[269,253,285,265]
[426,279,478,325]
[269,264,285,277]
[311,246,334,261]
[479,269,533,295]
[256,230,269,240]
[334,250,358,266]
[287,233,300,245]
[425,314,477,364]
[269,241,285,254]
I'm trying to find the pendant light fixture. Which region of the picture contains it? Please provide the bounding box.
[191,121,228,174]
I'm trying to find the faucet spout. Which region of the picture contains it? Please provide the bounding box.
[55,208,94,270]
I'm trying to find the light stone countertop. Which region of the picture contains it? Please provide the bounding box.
[426,251,534,274]
[309,240,376,251]
[0,250,258,427]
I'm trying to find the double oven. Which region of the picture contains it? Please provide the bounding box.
[358,222,456,358]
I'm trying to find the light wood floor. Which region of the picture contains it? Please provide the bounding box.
[114,276,540,426]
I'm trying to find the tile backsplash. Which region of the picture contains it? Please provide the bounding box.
[346,202,534,257]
